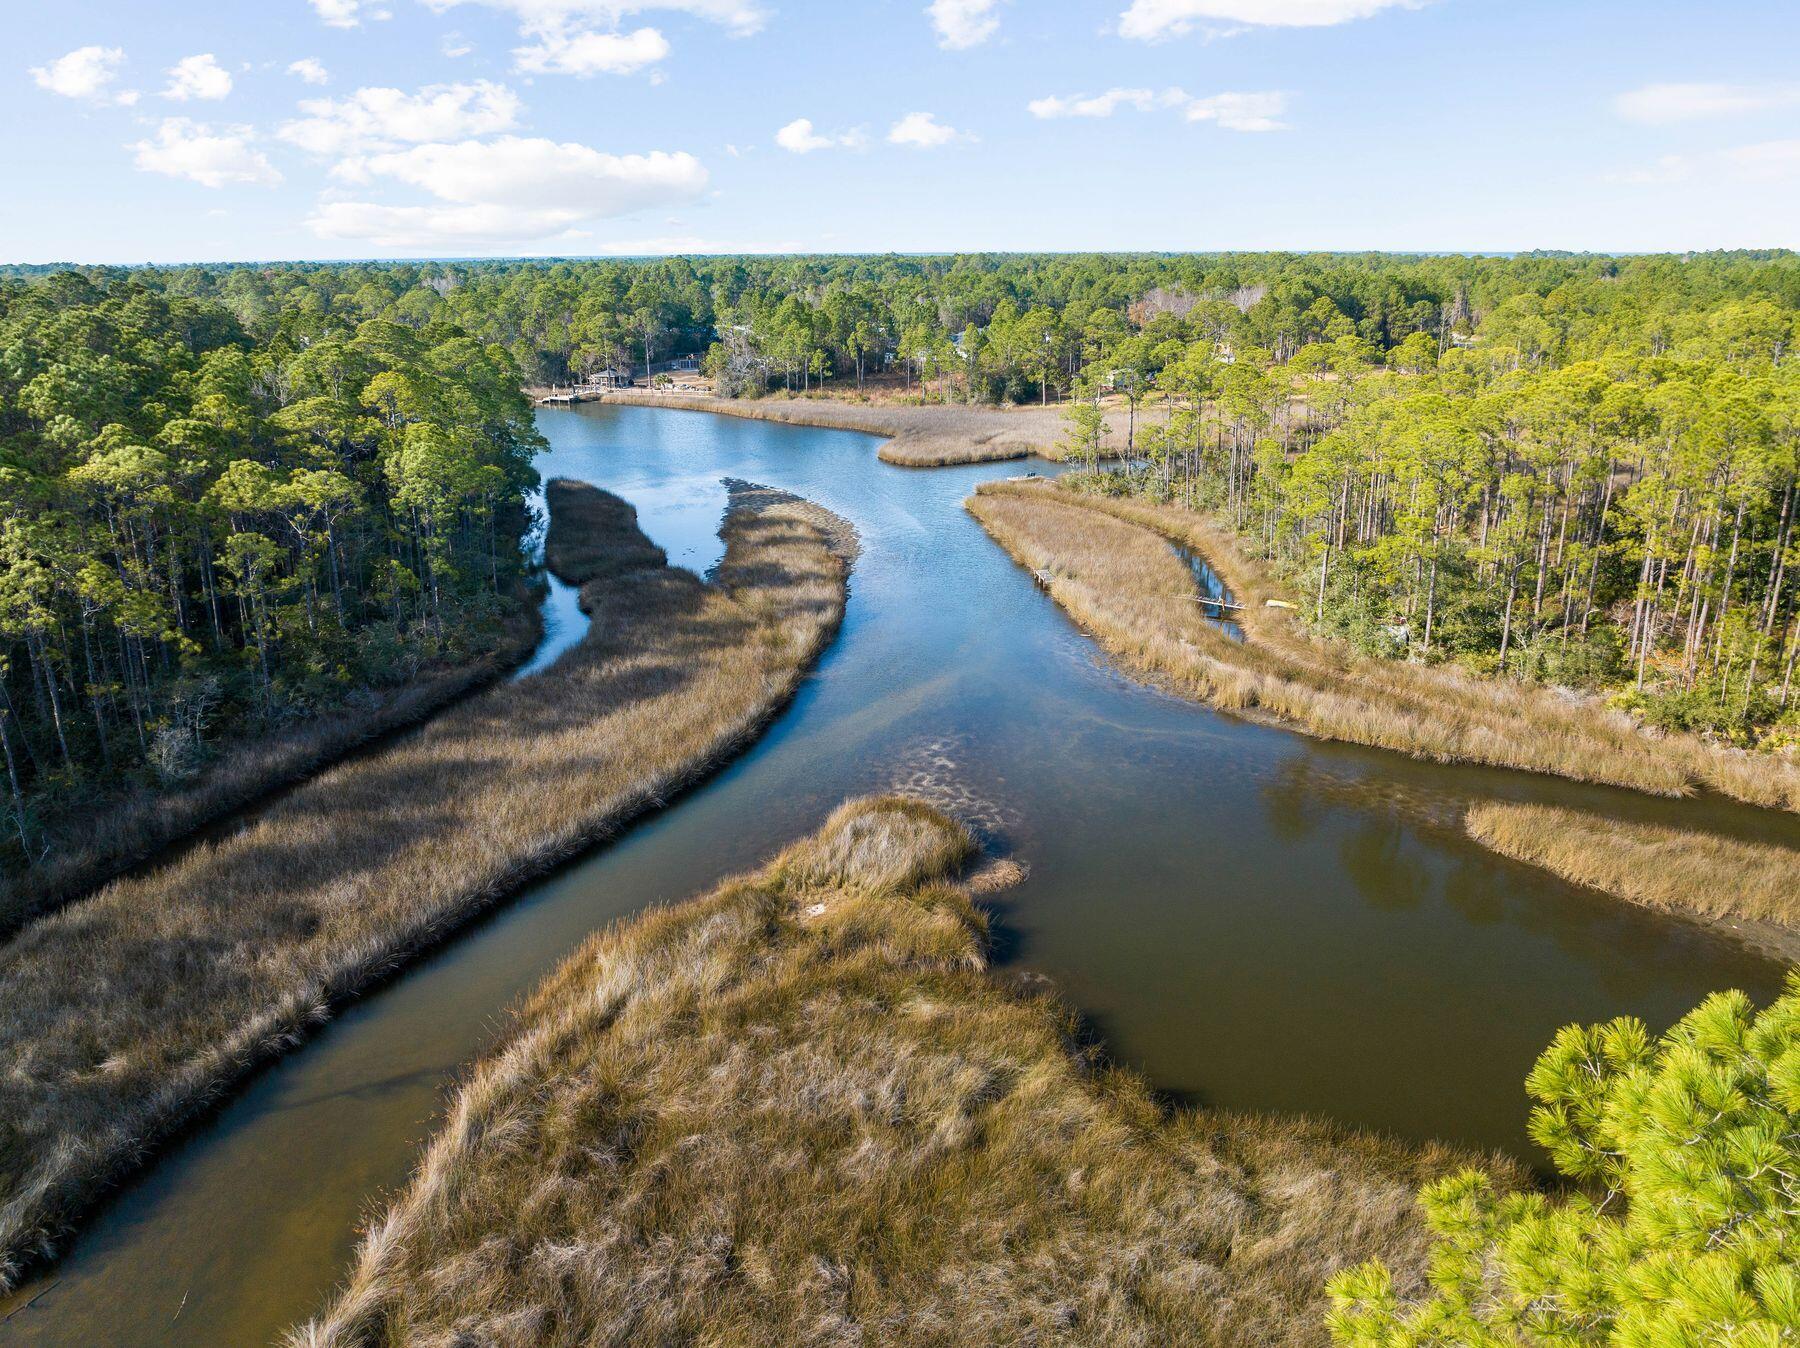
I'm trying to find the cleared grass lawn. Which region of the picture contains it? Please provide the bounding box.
[1467,802,1800,932]
[968,479,1800,814]
[294,795,1508,1348]
[601,389,1145,466]
[0,479,853,1292]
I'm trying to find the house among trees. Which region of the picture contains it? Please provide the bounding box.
[583,366,636,389]
[1099,367,1155,392]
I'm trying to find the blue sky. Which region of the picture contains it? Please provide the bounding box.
[7,0,1800,263]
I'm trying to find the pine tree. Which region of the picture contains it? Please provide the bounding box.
[1329,974,1800,1346]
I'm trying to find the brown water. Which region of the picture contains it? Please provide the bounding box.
[4,404,1795,1345]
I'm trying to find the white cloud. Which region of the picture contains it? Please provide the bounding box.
[131,118,282,187]
[1727,139,1800,180]
[1028,86,1285,130]
[313,135,709,246]
[308,201,586,246]
[420,0,771,64]
[888,111,971,148]
[29,45,128,101]
[442,32,475,56]
[514,26,669,74]
[1611,138,1800,188]
[480,0,768,34]
[775,119,828,152]
[774,118,866,153]
[1119,0,1422,40]
[288,58,331,85]
[1181,89,1288,130]
[1028,88,1159,119]
[279,80,522,156]
[309,0,366,26]
[162,53,233,102]
[353,136,706,208]
[305,0,394,26]
[928,0,1002,49]
[1614,82,1800,125]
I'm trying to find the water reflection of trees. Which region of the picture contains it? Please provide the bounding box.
[1338,817,1433,912]
[1258,754,1783,1006]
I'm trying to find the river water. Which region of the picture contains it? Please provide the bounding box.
[3,404,1792,1345]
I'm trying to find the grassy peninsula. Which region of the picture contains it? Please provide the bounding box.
[968,479,1800,941]
[294,795,1507,1348]
[0,479,853,1292]
[1465,803,1800,935]
[0,610,538,938]
[599,387,1142,466]
[969,478,1800,812]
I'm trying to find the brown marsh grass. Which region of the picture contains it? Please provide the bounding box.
[293,795,1510,1348]
[1466,802,1800,931]
[602,388,1142,466]
[0,479,853,1292]
[0,603,539,938]
[969,479,1800,813]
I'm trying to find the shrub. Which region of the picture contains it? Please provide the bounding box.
[1637,681,1774,746]
[1508,626,1625,691]
[1329,975,1800,1346]
[1307,561,1408,658]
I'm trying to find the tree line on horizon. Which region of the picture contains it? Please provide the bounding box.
[19,248,1795,389]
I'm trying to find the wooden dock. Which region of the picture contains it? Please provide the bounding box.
[535,387,608,406]
[1190,595,1246,613]
[1033,565,1245,615]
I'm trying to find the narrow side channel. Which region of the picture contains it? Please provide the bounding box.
[0,480,854,1299]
